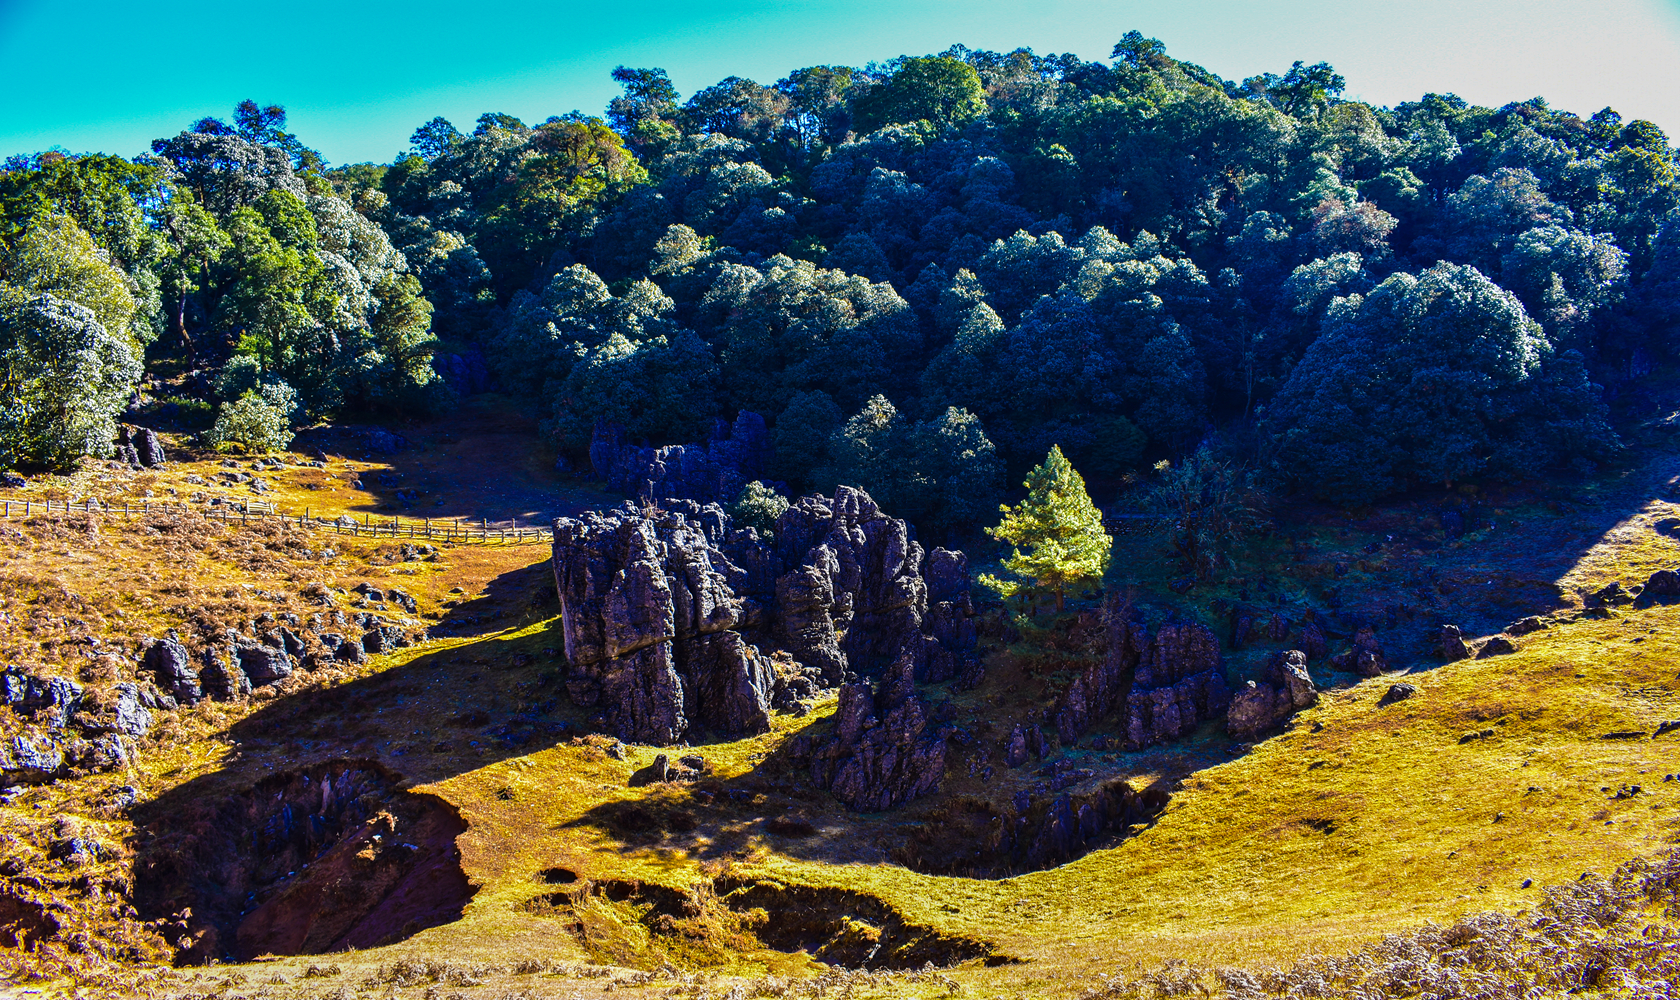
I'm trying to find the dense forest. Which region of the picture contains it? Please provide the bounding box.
[3,33,1677,534]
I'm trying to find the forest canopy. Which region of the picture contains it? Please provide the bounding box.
[2,35,1669,522]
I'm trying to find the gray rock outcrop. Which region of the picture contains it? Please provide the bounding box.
[115,424,166,467]
[810,652,946,811]
[552,501,767,744]
[1,671,84,728]
[1049,594,1230,749]
[1227,650,1318,739]
[551,485,977,810]
[1437,624,1471,661]
[144,637,201,704]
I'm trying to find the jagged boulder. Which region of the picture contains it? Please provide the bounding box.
[237,644,293,685]
[1050,595,1230,749]
[1437,624,1471,661]
[810,653,945,811]
[1643,569,1680,599]
[1123,623,1230,749]
[552,503,769,744]
[1,672,83,728]
[144,637,201,704]
[1332,626,1387,675]
[200,648,251,701]
[116,425,166,467]
[551,486,976,758]
[1227,650,1317,739]
[922,548,979,686]
[1,734,64,782]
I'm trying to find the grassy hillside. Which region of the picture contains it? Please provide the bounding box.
[2,406,1679,999]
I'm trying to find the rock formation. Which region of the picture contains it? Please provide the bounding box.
[114,424,166,467]
[551,486,975,809]
[1051,593,1230,749]
[809,652,946,811]
[1436,624,1471,661]
[1227,649,1318,739]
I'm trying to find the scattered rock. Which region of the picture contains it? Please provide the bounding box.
[1,671,83,728]
[237,644,293,685]
[1505,616,1546,635]
[1642,569,1680,599]
[1436,624,1471,661]
[1331,627,1387,676]
[1377,682,1419,707]
[144,637,202,704]
[1587,581,1633,608]
[0,734,64,782]
[1477,636,1518,658]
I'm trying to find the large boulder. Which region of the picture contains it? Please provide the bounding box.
[116,424,166,467]
[144,637,201,704]
[200,648,252,701]
[1,734,65,782]
[810,652,945,811]
[552,502,768,744]
[1050,597,1231,749]
[1123,622,1230,749]
[237,644,293,686]
[1227,650,1317,739]
[1436,624,1471,661]
[1,672,83,728]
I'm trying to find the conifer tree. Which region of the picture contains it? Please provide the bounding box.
[980,446,1111,613]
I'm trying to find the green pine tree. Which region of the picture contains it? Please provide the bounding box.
[980,445,1112,613]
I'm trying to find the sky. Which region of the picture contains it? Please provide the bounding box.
[2,0,1679,166]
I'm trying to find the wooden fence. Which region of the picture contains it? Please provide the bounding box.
[0,496,553,545]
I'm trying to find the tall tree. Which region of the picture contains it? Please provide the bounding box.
[980,445,1111,612]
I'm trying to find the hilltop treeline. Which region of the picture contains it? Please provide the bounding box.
[5,35,1679,522]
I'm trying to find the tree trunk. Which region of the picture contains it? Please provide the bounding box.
[175,290,196,365]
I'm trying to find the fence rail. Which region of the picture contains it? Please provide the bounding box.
[0,496,553,546]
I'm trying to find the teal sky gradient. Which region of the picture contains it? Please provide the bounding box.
[2,0,1678,165]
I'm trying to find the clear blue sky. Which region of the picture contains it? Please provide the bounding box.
[2,0,1678,166]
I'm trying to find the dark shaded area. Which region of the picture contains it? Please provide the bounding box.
[131,759,473,963]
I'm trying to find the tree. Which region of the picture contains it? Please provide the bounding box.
[0,212,139,346]
[553,329,718,449]
[0,293,142,470]
[771,389,843,487]
[608,66,681,150]
[1150,447,1268,580]
[729,480,789,538]
[1266,262,1615,503]
[980,446,1111,613]
[409,117,462,159]
[851,56,987,133]
[208,379,298,453]
[156,195,230,361]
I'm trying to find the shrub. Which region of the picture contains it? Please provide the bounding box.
[208,381,298,453]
